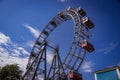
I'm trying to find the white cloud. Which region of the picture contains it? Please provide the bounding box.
[17,47,29,55]
[24,24,39,38]
[0,32,29,73]
[0,32,11,45]
[81,61,94,73]
[0,28,54,77]
[96,42,119,54]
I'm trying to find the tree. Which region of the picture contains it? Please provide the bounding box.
[0,64,23,80]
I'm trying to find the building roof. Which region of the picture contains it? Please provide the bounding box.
[94,66,120,74]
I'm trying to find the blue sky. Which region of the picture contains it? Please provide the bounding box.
[0,0,120,80]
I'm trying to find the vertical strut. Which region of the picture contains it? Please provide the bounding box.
[47,47,67,80]
[32,45,46,80]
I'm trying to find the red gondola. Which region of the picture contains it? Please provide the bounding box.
[76,7,86,17]
[82,17,94,29]
[68,70,82,80]
[81,40,94,52]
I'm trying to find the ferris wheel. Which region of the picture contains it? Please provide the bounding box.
[22,6,95,80]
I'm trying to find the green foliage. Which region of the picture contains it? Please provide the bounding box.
[0,64,23,80]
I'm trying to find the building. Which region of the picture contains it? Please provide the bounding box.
[94,66,120,80]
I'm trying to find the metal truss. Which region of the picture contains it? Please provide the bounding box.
[47,47,67,80]
[22,6,94,80]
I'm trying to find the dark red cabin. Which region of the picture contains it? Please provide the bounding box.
[82,17,94,29]
[68,70,82,80]
[81,40,94,52]
[59,13,66,19]
[42,30,49,35]
[76,7,86,17]
[50,21,57,27]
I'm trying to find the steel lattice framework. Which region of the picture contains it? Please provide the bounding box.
[22,6,94,80]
